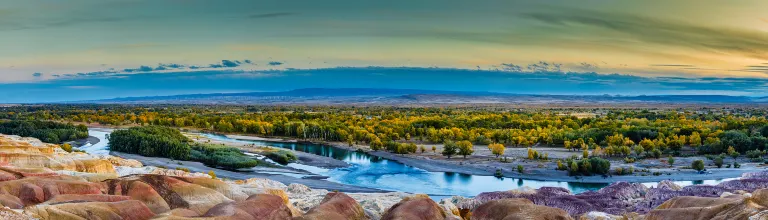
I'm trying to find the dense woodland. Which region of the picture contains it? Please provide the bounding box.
[0,120,88,143]
[3,105,768,158]
[107,125,262,170]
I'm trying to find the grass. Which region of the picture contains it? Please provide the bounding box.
[190,143,263,170]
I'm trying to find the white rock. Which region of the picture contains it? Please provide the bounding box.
[287,183,312,194]
[439,198,462,219]
[581,211,624,220]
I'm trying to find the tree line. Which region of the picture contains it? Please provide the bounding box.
[4,105,768,156]
[0,120,88,143]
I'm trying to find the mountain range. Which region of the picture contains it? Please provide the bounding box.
[69,88,768,106]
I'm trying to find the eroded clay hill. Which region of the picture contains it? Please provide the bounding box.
[0,134,767,220]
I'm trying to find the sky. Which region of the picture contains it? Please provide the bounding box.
[1,0,767,102]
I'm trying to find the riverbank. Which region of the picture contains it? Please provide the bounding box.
[187,133,349,169]
[84,124,766,184]
[80,128,384,193]
[219,133,767,184]
[110,151,386,193]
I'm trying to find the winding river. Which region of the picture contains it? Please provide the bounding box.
[85,129,736,197]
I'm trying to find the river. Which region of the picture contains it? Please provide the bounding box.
[83,129,736,197]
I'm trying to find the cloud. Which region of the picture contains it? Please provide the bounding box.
[268,61,284,66]
[578,62,598,70]
[649,64,695,67]
[738,65,768,73]
[249,12,296,19]
[32,73,42,77]
[7,66,768,103]
[521,8,768,60]
[2,16,124,31]
[46,59,261,81]
[221,60,240,67]
[123,66,154,73]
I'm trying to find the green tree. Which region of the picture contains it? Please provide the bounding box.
[442,140,458,159]
[667,156,675,166]
[691,160,705,171]
[714,157,724,168]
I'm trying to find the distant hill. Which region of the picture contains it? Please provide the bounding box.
[70,88,768,106]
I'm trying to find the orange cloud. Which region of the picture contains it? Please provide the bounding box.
[762,18,768,23]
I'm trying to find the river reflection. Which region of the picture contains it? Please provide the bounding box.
[199,133,734,196]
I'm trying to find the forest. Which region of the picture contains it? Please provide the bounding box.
[107,125,263,170]
[0,120,88,143]
[2,105,768,157]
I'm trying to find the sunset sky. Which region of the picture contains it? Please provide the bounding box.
[1,0,767,102]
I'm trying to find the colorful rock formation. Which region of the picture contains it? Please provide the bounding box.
[1,134,768,220]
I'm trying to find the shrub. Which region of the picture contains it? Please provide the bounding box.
[746,150,764,158]
[517,165,524,173]
[494,169,503,178]
[691,160,705,171]
[624,157,635,163]
[714,157,724,168]
[734,162,741,168]
[175,167,190,172]
[589,157,611,175]
[190,144,261,170]
[556,160,566,170]
[650,149,662,159]
[615,166,634,175]
[667,156,675,166]
[208,171,217,179]
[265,150,298,165]
[568,161,579,176]
[60,143,73,153]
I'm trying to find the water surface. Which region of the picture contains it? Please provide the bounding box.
[199,133,735,196]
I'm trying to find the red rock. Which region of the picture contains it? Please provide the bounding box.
[104,176,171,214]
[18,183,44,205]
[25,200,155,220]
[43,194,132,205]
[0,194,23,209]
[295,192,366,220]
[381,195,447,220]
[105,174,233,214]
[203,194,293,220]
[0,177,103,206]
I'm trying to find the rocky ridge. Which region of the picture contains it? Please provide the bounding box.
[1,133,767,219]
